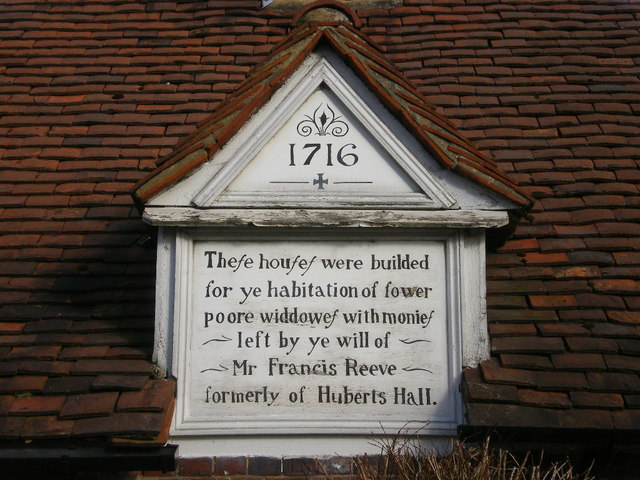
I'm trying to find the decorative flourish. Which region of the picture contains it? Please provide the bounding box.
[399,338,431,345]
[200,364,228,373]
[202,335,232,345]
[402,366,433,374]
[297,103,349,137]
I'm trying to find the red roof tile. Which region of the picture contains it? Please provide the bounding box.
[59,392,119,419]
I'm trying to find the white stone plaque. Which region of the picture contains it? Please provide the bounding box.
[173,231,463,435]
[194,86,455,210]
[225,89,420,195]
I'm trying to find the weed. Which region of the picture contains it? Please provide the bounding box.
[351,437,593,480]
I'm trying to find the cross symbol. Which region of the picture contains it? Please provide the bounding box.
[313,172,328,190]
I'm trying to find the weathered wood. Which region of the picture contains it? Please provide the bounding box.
[144,208,509,229]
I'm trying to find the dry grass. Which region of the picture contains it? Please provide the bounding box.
[352,437,594,480]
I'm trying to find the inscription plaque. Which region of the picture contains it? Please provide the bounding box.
[218,88,434,208]
[144,47,509,451]
[174,232,463,435]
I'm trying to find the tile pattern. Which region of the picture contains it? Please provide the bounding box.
[0,0,638,442]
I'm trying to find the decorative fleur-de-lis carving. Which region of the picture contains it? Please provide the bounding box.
[297,103,349,137]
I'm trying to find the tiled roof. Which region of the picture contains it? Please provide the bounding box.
[0,0,639,444]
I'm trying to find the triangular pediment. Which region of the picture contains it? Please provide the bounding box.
[133,22,532,224]
[189,60,456,210]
